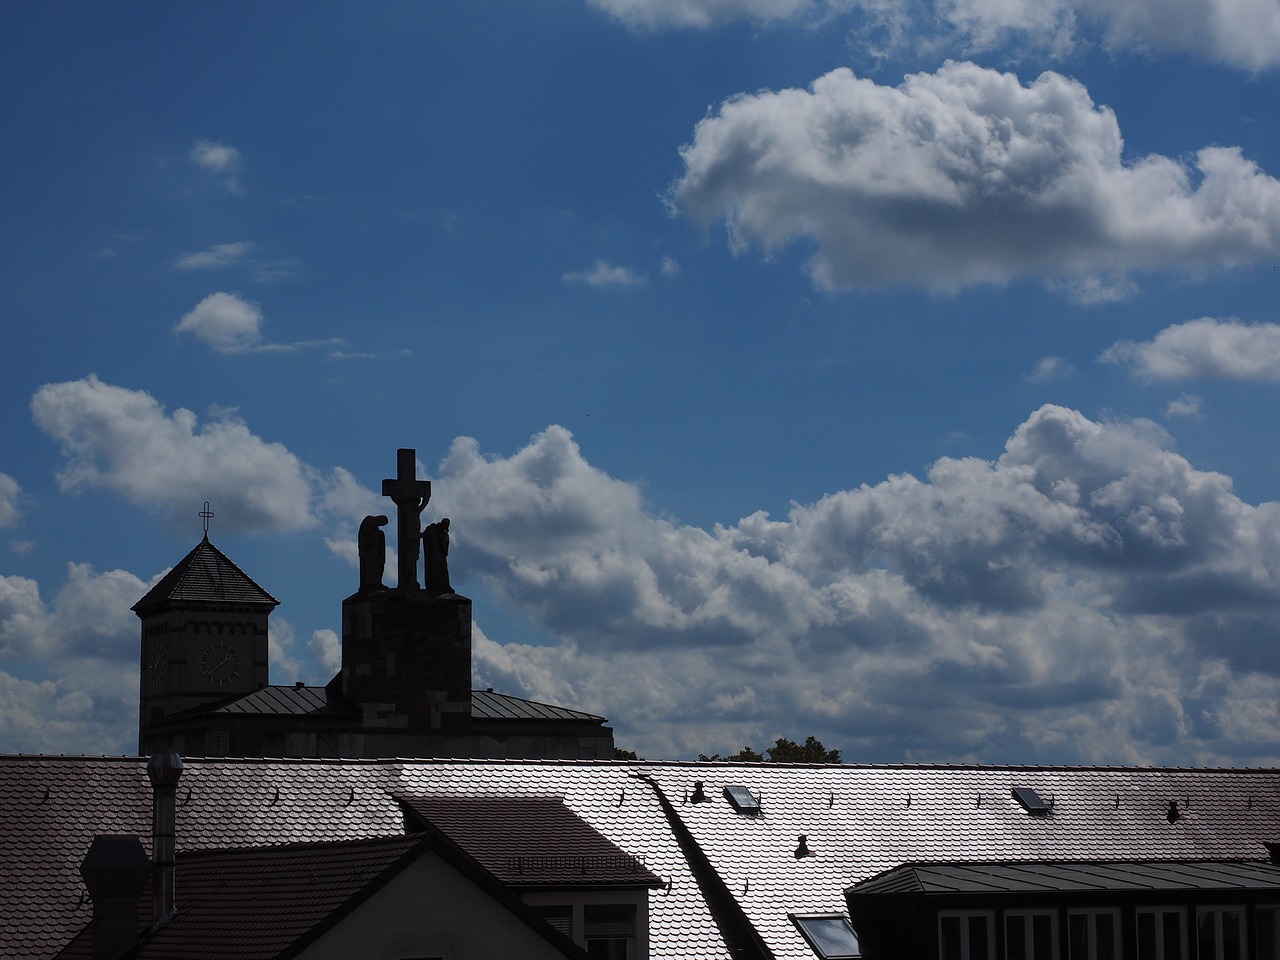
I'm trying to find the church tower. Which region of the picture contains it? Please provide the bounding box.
[133,532,278,754]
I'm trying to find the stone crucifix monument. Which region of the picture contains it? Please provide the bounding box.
[382,448,431,590]
[337,447,473,746]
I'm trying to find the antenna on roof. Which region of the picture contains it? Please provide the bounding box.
[199,501,215,540]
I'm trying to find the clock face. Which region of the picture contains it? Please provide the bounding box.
[147,642,167,686]
[200,640,241,687]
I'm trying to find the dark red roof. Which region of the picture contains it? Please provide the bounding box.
[132,538,278,613]
[57,835,425,960]
[400,794,662,888]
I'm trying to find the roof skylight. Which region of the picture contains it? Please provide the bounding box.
[792,915,861,959]
[723,784,760,814]
[1012,786,1051,816]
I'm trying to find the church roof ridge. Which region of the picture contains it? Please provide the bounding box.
[132,536,279,613]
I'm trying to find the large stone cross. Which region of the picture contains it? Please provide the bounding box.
[382,448,431,590]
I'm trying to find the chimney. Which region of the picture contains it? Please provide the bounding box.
[79,835,150,960]
[146,752,183,929]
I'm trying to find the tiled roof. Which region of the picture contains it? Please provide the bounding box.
[57,835,426,960]
[400,794,662,887]
[131,538,279,612]
[471,689,606,723]
[9,757,1280,959]
[850,858,1280,896]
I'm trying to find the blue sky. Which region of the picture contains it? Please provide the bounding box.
[4,0,1280,762]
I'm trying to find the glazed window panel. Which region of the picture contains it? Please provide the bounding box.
[1136,907,1187,960]
[1006,910,1057,960]
[1196,906,1245,960]
[940,911,995,960]
[1258,907,1280,960]
[1068,909,1119,960]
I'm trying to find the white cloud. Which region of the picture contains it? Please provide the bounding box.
[0,667,135,755]
[0,563,149,661]
[0,474,21,528]
[190,139,244,194]
[309,628,342,675]
[17,390,1280,764]
[941,0,1280,71]
[562,260,646,287]
[1026,356,1073,382]
[174,242,254,270]
[31,375,319,534]
[588,0,815,29]
[659,255,682,279]
[1102,318,1280,382]
[174,292,281,354]
[1165,393,1204,419]
[672,63,1280,297]
[591,0,1280,70]
[437,409,1280,764]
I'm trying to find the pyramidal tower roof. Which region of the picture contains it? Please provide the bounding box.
[132,536,279,614]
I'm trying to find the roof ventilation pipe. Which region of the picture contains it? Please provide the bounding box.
[147,752,184,929]
[79,835,150,960]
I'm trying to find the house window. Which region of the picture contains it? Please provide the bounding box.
[792,914,861,958]
[1258,907,1280,960]
[1006,910,1057,960]
[585,903,636,959]
[940,911,995,960]
[1196,906,1246,960]
[1067,908,1120,960]
[1136,907,1187,960]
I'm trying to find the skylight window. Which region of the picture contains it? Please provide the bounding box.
[1012,786,1051,816]
[792,915,861,959]
[723,784,760,814]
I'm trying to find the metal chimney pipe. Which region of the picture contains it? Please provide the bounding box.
[146,752,183,929]
[80,835,150,960]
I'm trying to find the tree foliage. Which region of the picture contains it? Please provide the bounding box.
[698,736,840,764]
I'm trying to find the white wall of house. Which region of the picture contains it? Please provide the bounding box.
[295,852,574,960]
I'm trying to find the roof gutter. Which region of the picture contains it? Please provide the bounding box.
[631,773,777,960]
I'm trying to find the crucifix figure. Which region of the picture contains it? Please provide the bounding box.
[381,449,431,590]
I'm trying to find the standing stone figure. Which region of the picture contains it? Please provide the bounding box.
[357,515,389,593]
[423,518,453,596]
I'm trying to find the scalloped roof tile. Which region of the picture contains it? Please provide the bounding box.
[9,757,1280,959]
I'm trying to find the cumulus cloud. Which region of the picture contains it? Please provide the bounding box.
[190,139,244,194]
[941,0,1280,71]
[174,292,276,353]
[562,260,646,287]
[175,242,254,270]
[1026,356,1073,382]
[591,0,1280,70]
[31,375,319,534]
[437,409,1280,764]
[671,62,1280,296]
[1102,318,1280,382]
[0,563,149,661]
[0,473,21,528]
[1165,394,1204,419]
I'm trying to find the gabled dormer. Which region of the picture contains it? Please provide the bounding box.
[134,535,278,753]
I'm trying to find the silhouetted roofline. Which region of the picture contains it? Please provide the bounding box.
[132,537,279,613]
